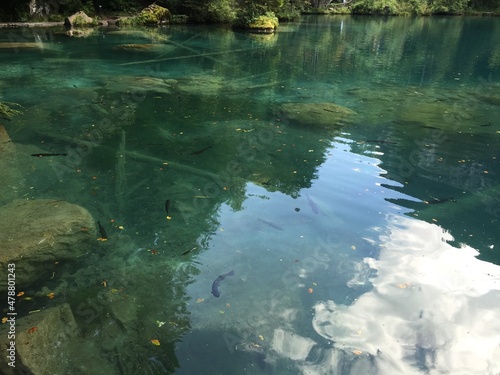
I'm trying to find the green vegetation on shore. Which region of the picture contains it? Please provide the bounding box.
[0,0,498,24]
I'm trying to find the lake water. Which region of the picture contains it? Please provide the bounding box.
[1,15,500,375]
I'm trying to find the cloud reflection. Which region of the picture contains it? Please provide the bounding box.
[311,215,500,374]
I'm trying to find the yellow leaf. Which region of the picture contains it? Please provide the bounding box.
[150,339,160,346]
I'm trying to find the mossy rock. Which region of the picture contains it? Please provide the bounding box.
[279,102,357,128]
[241,12,279,33]
[137,3,171,25]
[249,15,278,29]
[64,11,96,28]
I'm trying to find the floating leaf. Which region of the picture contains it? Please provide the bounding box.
[196,298,205,303]
[352,350,362,355]
[17,291,25,297]
[150,339,160,346]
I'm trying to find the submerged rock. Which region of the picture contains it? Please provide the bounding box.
[112,43,165,53]
[65,27,97,38]
[105,75,175,95]
[279,102,357,128]
[0,304,79,374]
[0,125,25,205]
[0,303,118,374]
[0,199,96,291]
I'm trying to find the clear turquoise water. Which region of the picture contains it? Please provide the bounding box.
[1,15,500,374]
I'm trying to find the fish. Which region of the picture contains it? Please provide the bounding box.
[165,199,171,220]
[190,145,212,155]
[305,193,319,214]
[31,153,68,157]
[97,220,108,240]
[211,270,234,298]
[257,218,284,231]
[181,246,197,256]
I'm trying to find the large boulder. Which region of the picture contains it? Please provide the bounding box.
[64,11,94,28]
[0,303,119,374]
[0,199,96,291]
[278,102,357,128]
[0,125,25,205]
[247,13,279,33]
[139,4,171,24]
[0,304,79,375]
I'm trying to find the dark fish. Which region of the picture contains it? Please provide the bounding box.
[165,199,171,215]
[181,247,197,256]
[363,139,397,145]
[190,145,212,155]
[306,193,319,214]
[31,153,68,157]
[211,270,234,298]
[97,220,108,239]
[423,197,456,204]
[73,84,78,88]
[257,218,284,231]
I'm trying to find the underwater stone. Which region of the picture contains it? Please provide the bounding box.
[0,199,96,291]
[0,125,25,205]
[0,303,79,374]
[279,102,357,128]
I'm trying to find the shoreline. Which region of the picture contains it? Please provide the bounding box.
[0,22,64,28]
[0,11,498,29]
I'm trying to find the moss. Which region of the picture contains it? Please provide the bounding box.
[72,15,98,27]
[136,4,171,25]
[248,14,279,29]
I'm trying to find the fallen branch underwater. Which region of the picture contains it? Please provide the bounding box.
[115,130,126,216]
[36,131,226,181]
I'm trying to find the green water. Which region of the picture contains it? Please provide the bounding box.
[1,15,499,374]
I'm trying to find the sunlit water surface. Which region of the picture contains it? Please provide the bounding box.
[1,15,499,375]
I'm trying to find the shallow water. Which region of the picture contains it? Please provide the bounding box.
[1,15,499,374]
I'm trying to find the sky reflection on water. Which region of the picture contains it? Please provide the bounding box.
[311,215,500,375]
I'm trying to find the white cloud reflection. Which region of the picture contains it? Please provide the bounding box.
[310,215,500,374]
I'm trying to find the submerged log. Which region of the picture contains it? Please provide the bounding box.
[115,130,126,216]
[36,131,226,182]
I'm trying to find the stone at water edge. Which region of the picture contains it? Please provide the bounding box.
[0,199,97,291]
[0,303,117,375]
[64,11,94,28]
[0,125,25,205]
